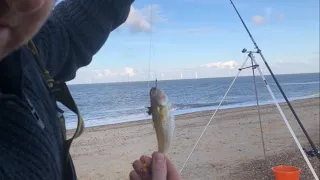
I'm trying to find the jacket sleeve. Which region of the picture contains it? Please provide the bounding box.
[32,0,134,82]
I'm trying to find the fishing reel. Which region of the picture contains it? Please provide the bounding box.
[304,148,320,158]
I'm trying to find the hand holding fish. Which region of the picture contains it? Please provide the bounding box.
[148,87,175,154]
[129,152,181,180]
[129,87,180,180]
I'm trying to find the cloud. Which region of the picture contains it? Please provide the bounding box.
[68,56,318,84]
[103,69,116,77]
[125,6,151,33]
[124,4,165,33]
[266,59,319,75]
[123,67,136,77]
[141,4,166,23]
[271,55,319,68]
[201,60,239,69]
[92,67,136,79]
[252,15,266,25]
[251,8,285,25]
[92,69,117,78]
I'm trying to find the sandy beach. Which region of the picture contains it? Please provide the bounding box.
[68,97,320,180]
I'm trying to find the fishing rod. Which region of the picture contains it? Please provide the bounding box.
[229,0,320,159]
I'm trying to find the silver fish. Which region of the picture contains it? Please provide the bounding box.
[148,87,175,154]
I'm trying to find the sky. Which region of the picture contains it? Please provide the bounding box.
[56,0,319,84]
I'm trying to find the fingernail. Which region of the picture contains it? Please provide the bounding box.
[154,153,165,163]
[143,163,148,172]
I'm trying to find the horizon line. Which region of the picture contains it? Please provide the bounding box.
[67,72,320,86]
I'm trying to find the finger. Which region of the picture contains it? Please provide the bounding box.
[140,155,152,172]
[139,155,152,179]
[132,160,144,173]
[165,157,181,180]
[151,152,167,180]
[6,0,45,13]
[140,155,152,166]
[129,170,142,180]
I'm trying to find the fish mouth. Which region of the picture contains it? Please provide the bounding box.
[150,87,167,106]
[149,87,157,97]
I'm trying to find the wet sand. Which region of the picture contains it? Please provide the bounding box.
[68,97,320,180]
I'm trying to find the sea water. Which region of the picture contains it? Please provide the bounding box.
[61,73,320,129]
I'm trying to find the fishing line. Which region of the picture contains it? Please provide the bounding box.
[147,4,153,90]
[180,56,250,173]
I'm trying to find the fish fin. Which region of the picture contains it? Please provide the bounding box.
[147,107,152,115]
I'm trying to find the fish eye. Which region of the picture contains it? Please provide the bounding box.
[150,87,157,96]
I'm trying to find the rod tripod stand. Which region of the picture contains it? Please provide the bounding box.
[181,1,319,179]
[229,0,319,160]
[241,49,319,180]
[180,49,319,180]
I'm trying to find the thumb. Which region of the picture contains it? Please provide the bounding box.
[6,0,45,13]
[152,152,167,180]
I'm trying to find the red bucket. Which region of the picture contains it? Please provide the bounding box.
[272,165,301,180]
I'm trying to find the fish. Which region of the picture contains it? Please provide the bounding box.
[147,87,175,154]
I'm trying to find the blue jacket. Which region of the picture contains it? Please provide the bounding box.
[0,0,133,179]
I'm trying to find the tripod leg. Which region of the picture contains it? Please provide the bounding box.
[250,54,267,162]
[250,56,319,180]
[180,56,250,173]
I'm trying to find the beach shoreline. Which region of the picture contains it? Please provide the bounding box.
[68,97,320,180]
[67,96,319,131]
[65,73,320,130]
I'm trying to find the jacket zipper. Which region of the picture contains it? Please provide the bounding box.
[25,97,45,130]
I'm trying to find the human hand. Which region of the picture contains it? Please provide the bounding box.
[129,152,181,180]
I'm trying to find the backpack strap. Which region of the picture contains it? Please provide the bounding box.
[27,40,84,141]
[27,41,55,88]
[27,40,85,178]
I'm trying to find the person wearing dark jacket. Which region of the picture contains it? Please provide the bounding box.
[0,0,181,179]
